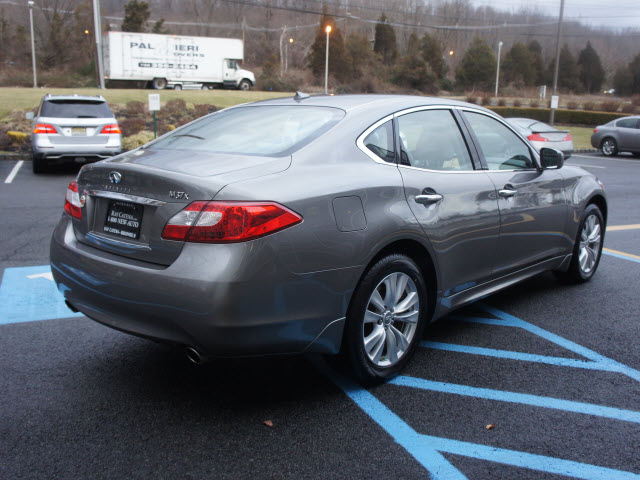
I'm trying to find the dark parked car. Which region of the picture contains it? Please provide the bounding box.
[51,95,607,384]
[31,94,122,173]
[591,116,640,157]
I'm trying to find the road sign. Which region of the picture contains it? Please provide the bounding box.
[148,94,160,111]
[551,95,559,109]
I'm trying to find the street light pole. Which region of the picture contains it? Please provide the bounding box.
[92,0,105,89]
[550,0,565,126]
[286,38,293,73]
[28,1,37,88]
[324,25,331,94]
[495,41,503,97]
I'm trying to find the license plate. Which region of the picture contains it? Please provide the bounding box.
[103,201,143,240]
[72,127,86,136]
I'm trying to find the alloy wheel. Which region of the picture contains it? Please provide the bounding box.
[362,272,420,367]
[579,214,602,274]
[602,139,616,156]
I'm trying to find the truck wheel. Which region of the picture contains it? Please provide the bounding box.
[237,79,252,91]
[201,84,211,90]
[173,84,182,91]
[152,78,167,90]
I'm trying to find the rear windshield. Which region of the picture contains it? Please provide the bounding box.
[41,100,112,119]
[149,106,345,157]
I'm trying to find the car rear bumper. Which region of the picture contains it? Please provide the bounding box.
[33,135,122,158]
[50,215,353,356]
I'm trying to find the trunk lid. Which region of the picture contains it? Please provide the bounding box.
[73,148,291,265]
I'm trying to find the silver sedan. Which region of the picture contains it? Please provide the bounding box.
[506,117,574,159]
[591,116,640,157]
[50,95,606,384]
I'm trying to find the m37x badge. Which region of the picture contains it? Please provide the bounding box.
[169,191,189,200]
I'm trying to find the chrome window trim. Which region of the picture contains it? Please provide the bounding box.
[355,114,397,165]
[88,190,166,206]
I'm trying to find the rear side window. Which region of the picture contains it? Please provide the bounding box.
[150,106,345,157]
[40,100,112,119]
[616,118,637,129]
[364,120,395,163]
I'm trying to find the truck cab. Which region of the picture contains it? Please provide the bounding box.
[222,59,255,90]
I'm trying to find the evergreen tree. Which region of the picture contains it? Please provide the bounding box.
[421,32,445,79]
[374,14,397,64]
[629,53,640,94]
[577,42,605,93]
[308,10,350,83]
[528,40,546,85]
[406,32,421,58]
[455,38,497,91]
[502,42,537,87]
[613,66,633,96]
[121,0,150,33]
[345,33,375,78]
[557,45,580,92]
[152,19,168,34]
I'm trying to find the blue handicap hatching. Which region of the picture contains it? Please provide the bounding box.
[0,265,82,325]
[321,302,640,479]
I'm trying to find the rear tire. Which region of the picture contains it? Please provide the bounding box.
[152,78,167,90]
[32,153,46,174]
[555,204,604,283]
[600,138,618,157]
[633,152,640,158]
[343,254,428,385]
[173,84,182,91]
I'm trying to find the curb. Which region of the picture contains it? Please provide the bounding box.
[0,153,25,161]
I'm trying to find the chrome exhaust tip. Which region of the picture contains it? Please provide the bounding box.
[185,347,206,365]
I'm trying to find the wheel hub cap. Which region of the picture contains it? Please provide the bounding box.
[362,272,420,367]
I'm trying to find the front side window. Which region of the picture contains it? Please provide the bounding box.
[150,106,345,157]
[465,112,534,170]
[396,109,474,171]
[363,120,395,163]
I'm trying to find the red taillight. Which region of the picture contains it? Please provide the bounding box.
[33,123,56,134]
[64,181,83,219]
[100,124,122,134]
[162,201,303,243]
[562,133,572,141]
[527,133,548,142]
[593,128,598,133]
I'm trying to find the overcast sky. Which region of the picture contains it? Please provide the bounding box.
[471,0,640,29]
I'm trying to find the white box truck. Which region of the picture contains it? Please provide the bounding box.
[104,31,255,90]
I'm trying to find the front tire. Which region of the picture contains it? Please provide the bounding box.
[556,204,604,283]
[344,254,428,385]
[237,79,252,91]
[600,138,618,157]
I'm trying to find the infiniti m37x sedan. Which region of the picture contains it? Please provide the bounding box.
[51,95,607,384]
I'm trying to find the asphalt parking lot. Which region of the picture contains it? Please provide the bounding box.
[1,153,639,480]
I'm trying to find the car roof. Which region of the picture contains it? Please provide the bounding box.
[43,94,106,102]
[249,94,491,116]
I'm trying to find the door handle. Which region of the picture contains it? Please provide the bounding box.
[498,187,518,198]
[415,193,443,205]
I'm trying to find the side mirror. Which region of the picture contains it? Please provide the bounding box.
[25,112,34,120]
[540,147,564,169]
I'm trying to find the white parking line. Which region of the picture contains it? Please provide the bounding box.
[4,161,24,184]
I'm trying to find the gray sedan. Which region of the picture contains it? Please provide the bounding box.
[591,116,640,157]
[50,95,607,384]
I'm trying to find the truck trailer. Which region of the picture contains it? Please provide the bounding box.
[104,31,255,90]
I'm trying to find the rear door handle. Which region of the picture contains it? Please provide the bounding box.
[415,193,443,205]
[498,185,518,198]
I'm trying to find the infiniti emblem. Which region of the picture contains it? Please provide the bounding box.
[109,171,122,184]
